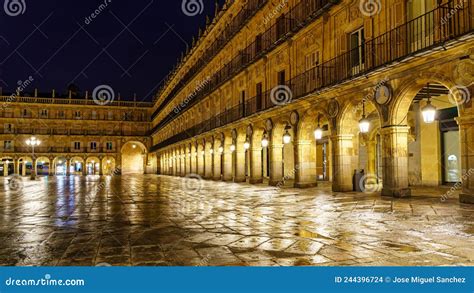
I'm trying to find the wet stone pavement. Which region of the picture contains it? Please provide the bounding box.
[0,175,473,267]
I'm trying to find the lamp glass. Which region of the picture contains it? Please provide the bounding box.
[283,132,291,144]
[359,117,370,134]
[314,127,323,140]
[422,103,437,124]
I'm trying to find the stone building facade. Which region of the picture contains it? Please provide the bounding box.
[150,0,474,203]
[1,0,473,204]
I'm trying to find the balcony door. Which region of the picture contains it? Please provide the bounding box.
[406,0,436,52]
[349,28,365,75]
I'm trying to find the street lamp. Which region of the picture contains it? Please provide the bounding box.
[230,144,236,152]
[26,136,40,180]
[243,136,250,150]
[283,124,292,144]
[261,131,269,148]
[359,99,370,134]
[314,115,323,140]
[218,145,224,154]
[422,83,437,124]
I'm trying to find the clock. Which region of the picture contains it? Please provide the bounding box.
[328,99,339,118]
[375,84,392,105]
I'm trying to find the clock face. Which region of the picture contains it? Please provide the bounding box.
[375,85,391,105]
[328,99,339,118]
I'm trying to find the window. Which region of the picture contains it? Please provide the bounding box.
[40,109,48,118]
[106,142,113,150]
[91,111,97,119]
[255,34,263,54]
[90,142,97,150]
[74,142,81,150]
[278,70,286,85]
[123,112,131,121]
[305,51,320,70]
[4,124,13,133]
[256,83,263,111]
[58,110,65,118]
[4,141,12,150]
[74,111,82,119]
[22,109,29,117]
[108,111,113,120]
[276,16,286,38]
[349,28,365,74]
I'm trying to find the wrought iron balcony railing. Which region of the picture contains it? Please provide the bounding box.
[151,0,337,124]
[150,0,473,152]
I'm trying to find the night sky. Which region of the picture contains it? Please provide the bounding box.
[0,0,224,102]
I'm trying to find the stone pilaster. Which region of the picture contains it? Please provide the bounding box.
[222,139,233,182]
[331,135,354,192]
[249,146,263,184]
[458,115,474,204]
[380,126,411,198]
[213,149,222,180]
[204,143,213,179]
[269,143,283,186]
[294,140,318,188]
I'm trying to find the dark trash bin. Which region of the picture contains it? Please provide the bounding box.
[353,169,365,192]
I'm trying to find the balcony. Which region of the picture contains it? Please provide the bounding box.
[151,0,336,123]
[151,0,474,151]
[11,147,118,154]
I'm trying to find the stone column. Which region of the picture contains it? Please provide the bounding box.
[99,159,103,176]
[222,139,233,181]
[213,147,222,181]
[234,136,246,183]
[269,143,284,186]
[459,116,474,204]
[380,126,411,197]
[3,161,8,176]
[204,143,213,179]
[197,144,205,177]
[331,135,355,192]
[13,159,18,175]
[294,140,318,188]
[249,146,263,184]
[186,146,192,175]
[190,145,196,174]
[80,160,85,176]
[22,161,27,176]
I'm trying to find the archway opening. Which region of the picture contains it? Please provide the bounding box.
[54,157,68,176]
[121,141,147,174]
[1,158,14,177]
[36,157,50,176]
[339,98,383,193]
[86,157,100,175]
[70,157,84,175]
[102,157,117,175]
[398,83,461,188]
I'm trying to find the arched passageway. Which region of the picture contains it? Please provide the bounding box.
[121,141,147,174]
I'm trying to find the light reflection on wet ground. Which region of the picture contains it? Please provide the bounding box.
[0,175,473,266]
